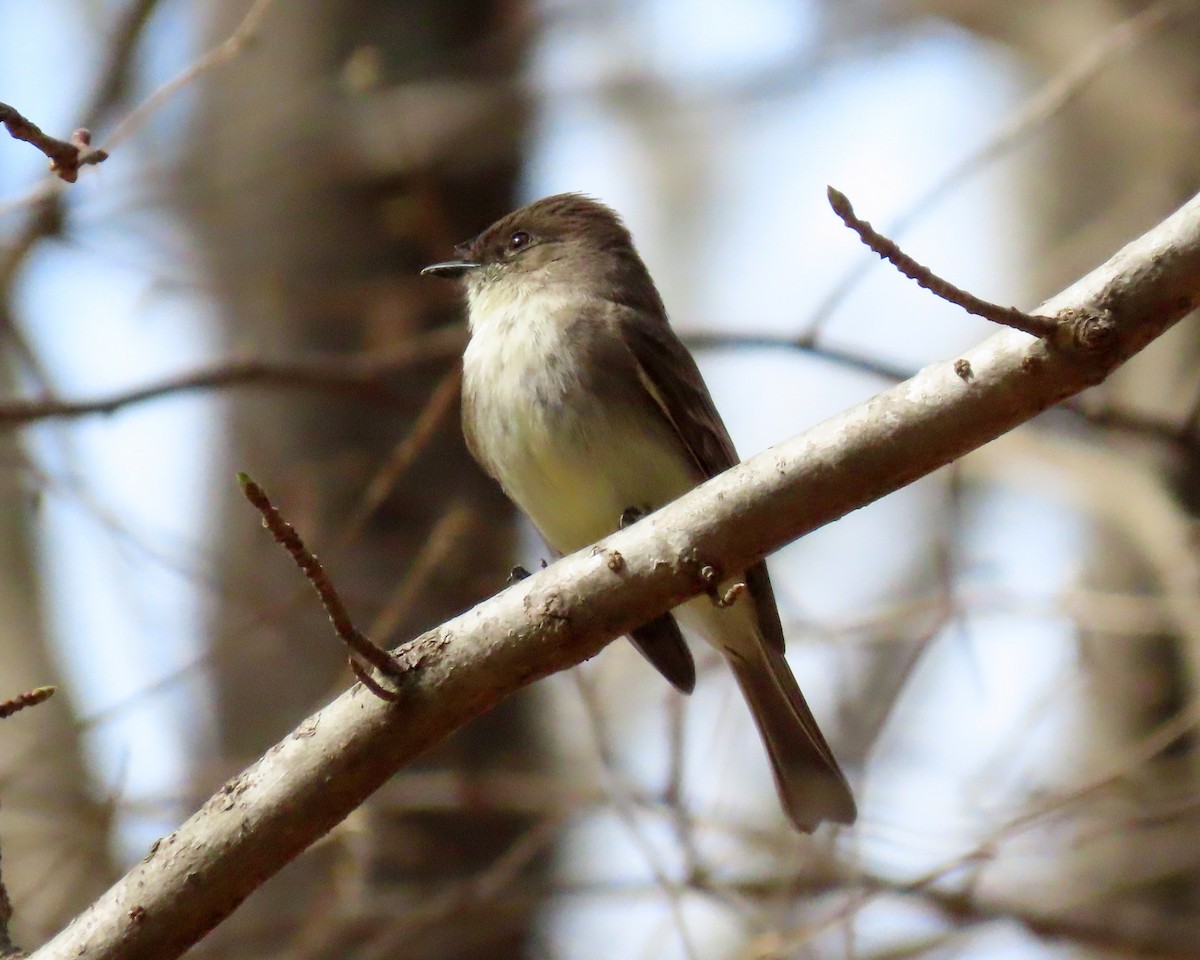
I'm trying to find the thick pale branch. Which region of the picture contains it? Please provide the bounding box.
[31,189,1200,960]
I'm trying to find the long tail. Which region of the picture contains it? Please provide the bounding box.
[728,641,857,832]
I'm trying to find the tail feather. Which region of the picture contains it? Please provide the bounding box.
[728,643,857,832]
[628,613,696,694]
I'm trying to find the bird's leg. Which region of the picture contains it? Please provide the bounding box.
[506,565,532,586]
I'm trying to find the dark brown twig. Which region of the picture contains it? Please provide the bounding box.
[0,685,55,956]
[0,104,108,183]
[348,660,401,702]
[803,1,1174,339]
[0,685,55,720]
[827,186,1116,351]
[827,185,1059,337]
[0,682,58,958]
[236,473,405,695]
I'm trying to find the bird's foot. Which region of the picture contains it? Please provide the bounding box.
[619,505,647,529]
[679,547,745,608]
[507,565,532,586]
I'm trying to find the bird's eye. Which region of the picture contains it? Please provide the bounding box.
[508,231,531,251]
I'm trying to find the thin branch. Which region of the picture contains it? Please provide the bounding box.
[683,329,914,382]
[1063,397,1199,448]
[0,105,107,183]
[237,473,403,693]
[27,187,1200,960]
[0,685,56,720]
[686,330,1200,454]
[3,316,1182,455]
[0,327,467,427]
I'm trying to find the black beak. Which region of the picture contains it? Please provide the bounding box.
[420,260,481,279]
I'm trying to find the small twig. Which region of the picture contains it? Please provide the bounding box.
[685,330,914,383]
[827,187,1118,352]
[237,473,405,696]
[827,186,1062,338]
[348,660,401,702]
[0,685,55,720]
[0,103,108,183]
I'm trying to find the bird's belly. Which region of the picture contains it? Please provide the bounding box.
[497,404,697,554]
[466,363,697,554]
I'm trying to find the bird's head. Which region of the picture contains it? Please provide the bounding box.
[421,193,657,321]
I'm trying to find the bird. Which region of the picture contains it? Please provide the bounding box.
[421,193,855,832]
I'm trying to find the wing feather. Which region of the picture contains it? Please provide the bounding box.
[610,305,788,653]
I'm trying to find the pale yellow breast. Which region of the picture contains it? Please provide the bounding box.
[462,284,697,554]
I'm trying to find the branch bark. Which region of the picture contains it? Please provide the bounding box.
[30,190,1200,960]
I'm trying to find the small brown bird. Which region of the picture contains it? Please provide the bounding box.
[423,194,855,831]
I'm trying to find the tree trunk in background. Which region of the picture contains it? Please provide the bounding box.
[0,359,114,946]
[178,2,540,957]
[904,0,1200,945]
